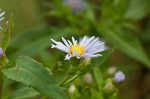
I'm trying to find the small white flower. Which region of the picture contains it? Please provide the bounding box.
[51,36,107,60]
[0,9,5,31]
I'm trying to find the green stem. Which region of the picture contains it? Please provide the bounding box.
[60,72,81,87]
[0,71,3,99]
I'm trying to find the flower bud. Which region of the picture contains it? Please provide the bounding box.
[84,73,93,84]
[68,84,76,94]
[103,79,115,93]
[0,48,3,57]
[114,71,125,83]
[108,66,116,75]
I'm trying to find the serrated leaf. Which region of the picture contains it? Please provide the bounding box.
[9,87,39,99]
[2,56,69,99]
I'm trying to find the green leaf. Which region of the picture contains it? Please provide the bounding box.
[2,56,69,99]
[93,68,104,99]
[93,68,104,91]
[7,26,79,58]
[91,88,104,99]
[125,0,149,20]
[9,87,39,99]
[101,0,129,21]
[100,24,150,69]
[140,21,150,43]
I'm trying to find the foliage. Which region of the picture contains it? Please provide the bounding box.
[0,0,150,99]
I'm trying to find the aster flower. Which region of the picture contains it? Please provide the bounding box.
[51,36,107,60]
[114,71,125,83]
[63,0,84,13]
[0,9,5,31]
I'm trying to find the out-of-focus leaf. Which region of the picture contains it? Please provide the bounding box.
[7,26,51,57]
[99,23,150,69]
[8,87,39,99]
[141,21,150,43]
[93,68,104,90]
[93,68,104,99]
[91,88,104,99]
[2,56,69,99]
[125,0,149,20]
[101,0,129,21]
[39,50,55,67]
[7,26,78,58]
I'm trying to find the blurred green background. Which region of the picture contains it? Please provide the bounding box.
[1,0,150,99]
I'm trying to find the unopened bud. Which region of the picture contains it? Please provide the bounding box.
[103,79,114,93]
[84,73,93,84]
[114,71,125,83]
[108,66,116,75]
[0,48,3,57]
[68,84,76,94]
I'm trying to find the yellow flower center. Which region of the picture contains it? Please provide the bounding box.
[69,44,85,56]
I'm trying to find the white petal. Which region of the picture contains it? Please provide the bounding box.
[0,11,5,18]
[87,48,104,54]
[62,37,70,48]
[84,38,99,51]
[54,46,68,53]
[73,49,76,56]
[72,36,76,45]
[51,39,68,49]
[65,54,72,60]
[0,17,4,22]
[86,42,106,53]
[75,40,78,44]
[84,36,95,47]
[82,53,102,58]
[51,44,56,48]
[80,36,87,46]
[51,39,69,53]
[76,52,80,57]
[68,40,73,46]
[51,38,58,44]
